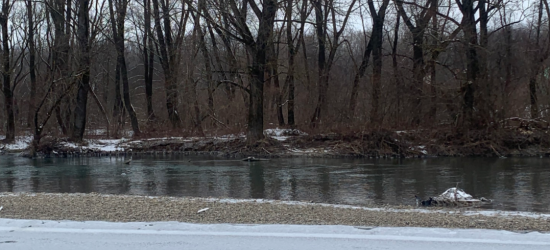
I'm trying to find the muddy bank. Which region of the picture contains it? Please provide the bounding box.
[0,193,549,231]
[3,125,550,158]
[11,127,549,158]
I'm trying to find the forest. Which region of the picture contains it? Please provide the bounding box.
[0,0,549,153]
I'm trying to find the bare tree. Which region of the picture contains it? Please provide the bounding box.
[310,0,357,127]
[70,0,91,141]
[0,0,14,142]
[26,0,37,129]
[143,0,156,122]
[151,0,189,128]
[204,0,277,143]
[528,0,550,119]
[367,0,390,126]
[108,0,141,137]
[349,0,390,118]
[455,0,502,126]
[284,0,308,127]
[395,0,437,125]
[47,0,72,135]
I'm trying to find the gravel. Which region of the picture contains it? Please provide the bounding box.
[0,193,549,232]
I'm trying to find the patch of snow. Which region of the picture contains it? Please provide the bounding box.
[86,129,108,135]
[2,219,550,249]
[214,134,244,140]
[0,135,32,151]
[287,148,322,154]
[272,136,290,141]
[264,128,285,136]
[410,145,428,155]
[264,128,307,140]
[62,139,125,152]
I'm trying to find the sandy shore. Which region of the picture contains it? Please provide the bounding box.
[0,193,549,232]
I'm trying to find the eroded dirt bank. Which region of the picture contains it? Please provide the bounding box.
[7,126,548,158]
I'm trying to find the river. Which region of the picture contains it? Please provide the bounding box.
[0,155,548,212]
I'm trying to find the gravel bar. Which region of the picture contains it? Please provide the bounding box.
[0,193,549,232]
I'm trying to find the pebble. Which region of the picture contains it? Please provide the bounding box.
[0,193,548,232]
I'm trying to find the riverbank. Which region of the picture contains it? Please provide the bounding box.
[0,193,549,231]
[2,126,550,158]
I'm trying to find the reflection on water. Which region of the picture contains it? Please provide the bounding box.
[0,155,549,212]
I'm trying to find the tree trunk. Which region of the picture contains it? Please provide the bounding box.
[530,76,539,118]
[459,0,479,127]
[284,0,307,127]
[151,0,182,128]
[349,38,373,117]
[70,0,91,142]
[267,40,285,126]
[49,0,71,136]
[1,0,14,143]
[395,0,436,126]
[247,0,276,144]
[143,0,156,122]
[112,58,123,125]
[47,0,72,135]
[195,0,215,125]
[392,14,401,124]
[26,0,37,129]
[529,0,546,119]
[110,0,141,137]
[410,32,425,126]
[368,0,390,126]
[310,0,326,127]
[503,12,512,119]
[428,9,439,121]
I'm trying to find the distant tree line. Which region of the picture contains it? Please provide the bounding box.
[0,0,548,146]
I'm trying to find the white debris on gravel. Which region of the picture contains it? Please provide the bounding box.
[438,188,474,201]
[197,208,210,214]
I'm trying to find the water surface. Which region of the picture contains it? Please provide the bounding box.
[0,155,549,212]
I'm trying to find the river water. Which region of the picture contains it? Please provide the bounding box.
[0,155,549,212]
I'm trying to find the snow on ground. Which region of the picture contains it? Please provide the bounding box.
[0,219,549,250]
[0,128,310,153]
[61,139,126,152]
[410,145,428,155]
[0,135,32,151]
[264,128,307,141]
[213,133,244,140]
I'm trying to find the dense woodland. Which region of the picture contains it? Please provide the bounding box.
[0,0,548,148]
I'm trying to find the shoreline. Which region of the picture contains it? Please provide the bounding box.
[0,193,549,232]
[2,128,550,158]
